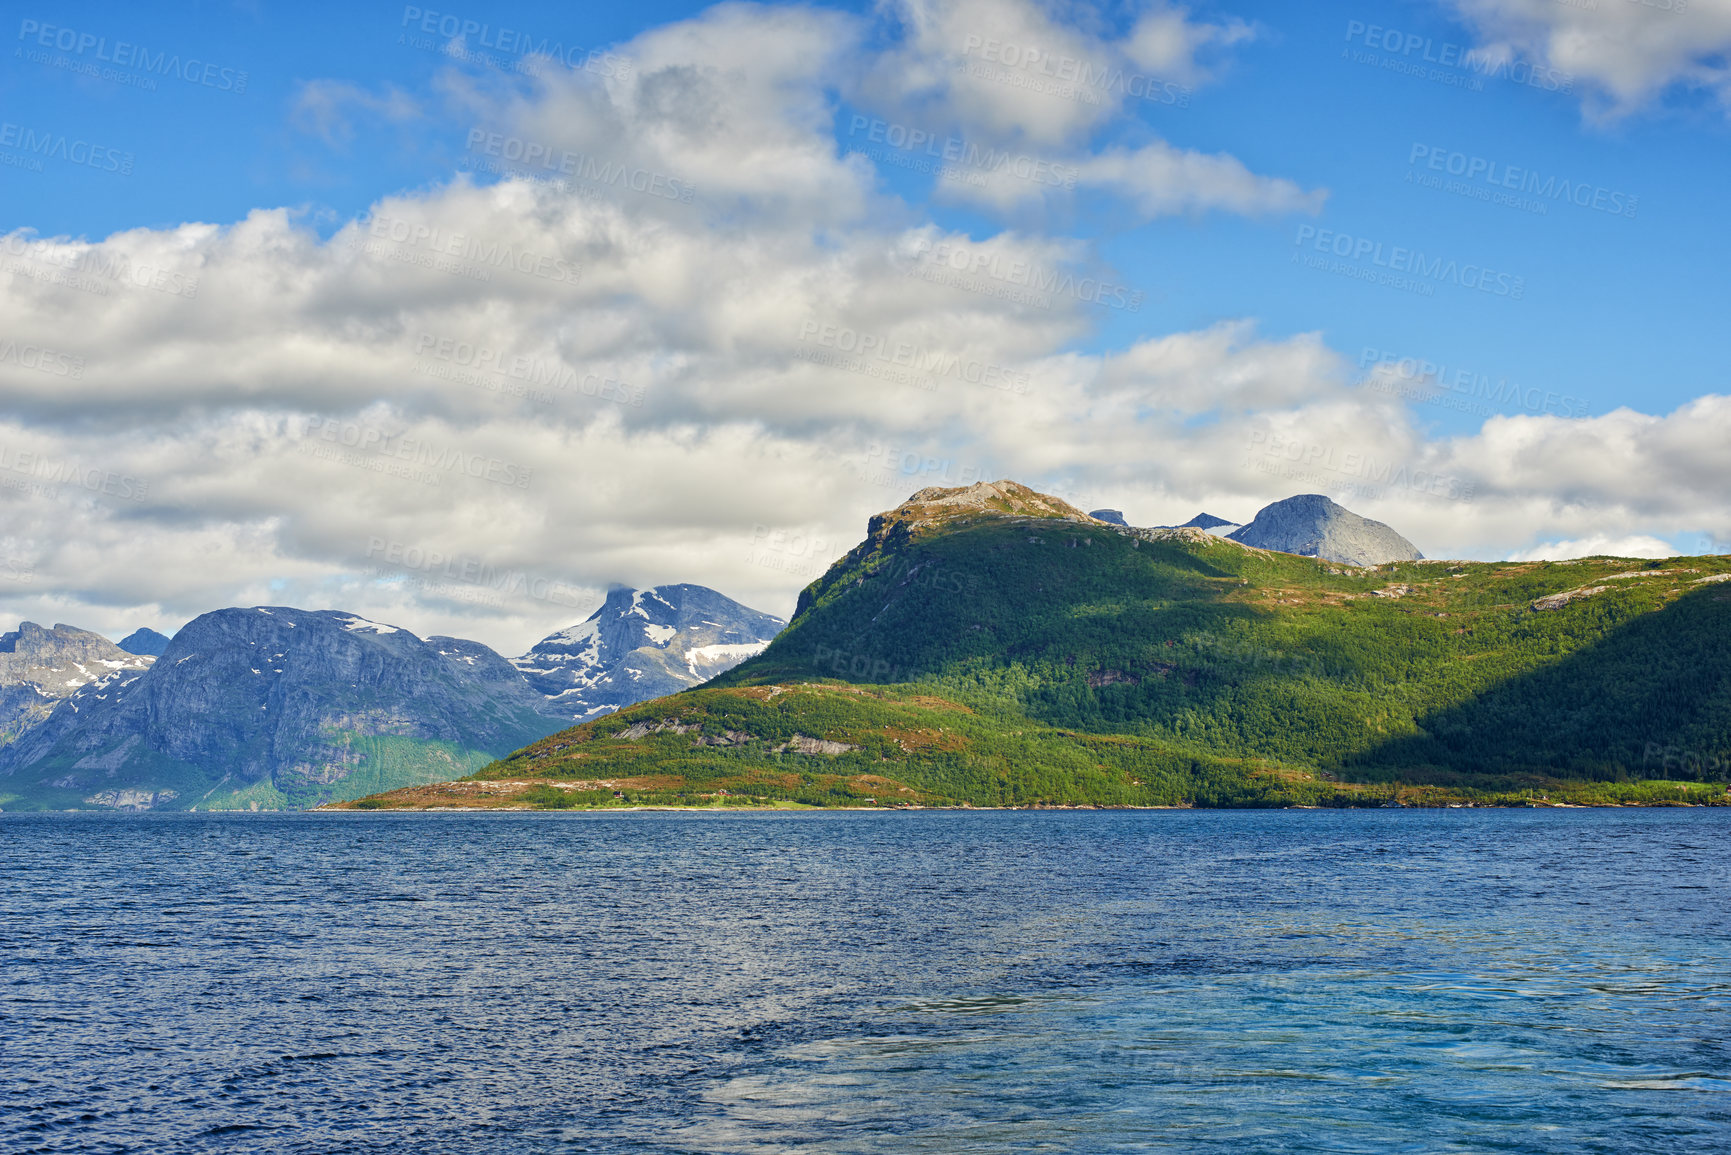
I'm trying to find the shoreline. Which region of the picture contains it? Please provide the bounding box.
[313,799,1728,814]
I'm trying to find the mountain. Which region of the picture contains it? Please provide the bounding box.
[0,623,154,746]
[118,628,173,656]
[1089,509,1129,527]
[342,481,1731,812]
[1226,494,1420,567]
[1179,513,1242,536]
[510,584,786,721]
[0,607,566,811]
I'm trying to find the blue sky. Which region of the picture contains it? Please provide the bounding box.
[2,0,1729,647]
[9,0,1725,427]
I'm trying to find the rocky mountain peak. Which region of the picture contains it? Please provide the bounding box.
[0,621,152,693]
[0,605,565,810]
[0,621,157,747]
[1226,494,1422,567]
[511,584,785,722]
[899,479,1094,520]
[867,481,1099,548]
[118,628,173,656]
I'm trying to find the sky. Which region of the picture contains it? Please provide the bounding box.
[2,0,1729,655]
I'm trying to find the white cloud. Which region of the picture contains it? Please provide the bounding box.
[1447,0,1731,116]
[1122,4,1255,85]
[1508,535,1679,562]
[292,80,423,147]
[2,0,1726,657]
[858,0,1321,221]
[1072,142,1325,218]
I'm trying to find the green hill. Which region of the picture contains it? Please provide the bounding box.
[340,483,1731,810]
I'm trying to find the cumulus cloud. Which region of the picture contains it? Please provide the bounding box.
[1,0,1725,656]
[1446,0,1731,116]
[856,0,1321,221]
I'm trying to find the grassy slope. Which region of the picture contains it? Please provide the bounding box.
[339,515,1731,810]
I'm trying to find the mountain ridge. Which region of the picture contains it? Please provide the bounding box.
[0,582,786,810]
[339,481,1731,811]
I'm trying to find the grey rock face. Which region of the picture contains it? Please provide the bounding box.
[1089,509,1129,527]
[513,585,785,722]
[118,628,172,656]
[0,622,154,744]
[0,607,566,809]
[1227,494,1422,567]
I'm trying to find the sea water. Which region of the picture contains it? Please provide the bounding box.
[2,808,1727,1153]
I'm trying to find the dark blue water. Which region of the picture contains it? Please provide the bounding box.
[2,810,1727,1153]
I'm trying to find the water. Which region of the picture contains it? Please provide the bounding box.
[2,809,1727,1153]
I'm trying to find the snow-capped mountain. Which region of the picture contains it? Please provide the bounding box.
[0,623,155,745]
[512,585,786,721]
[0,607,566,811]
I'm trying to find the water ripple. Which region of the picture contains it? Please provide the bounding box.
[1,808,1727,1152]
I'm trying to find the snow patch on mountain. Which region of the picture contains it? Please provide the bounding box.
[338,615,400,634]
[686,642,770,678]
[511,584,785,722]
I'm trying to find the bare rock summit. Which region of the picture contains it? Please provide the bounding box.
[1226,494,1422,567]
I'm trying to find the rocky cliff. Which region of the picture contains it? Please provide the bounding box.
[0,608,566,810]
[0,623,154,746]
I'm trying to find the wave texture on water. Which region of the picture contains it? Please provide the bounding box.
[1,809,1728,1153]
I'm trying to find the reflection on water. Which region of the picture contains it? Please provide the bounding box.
[2,809,1727,1153]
